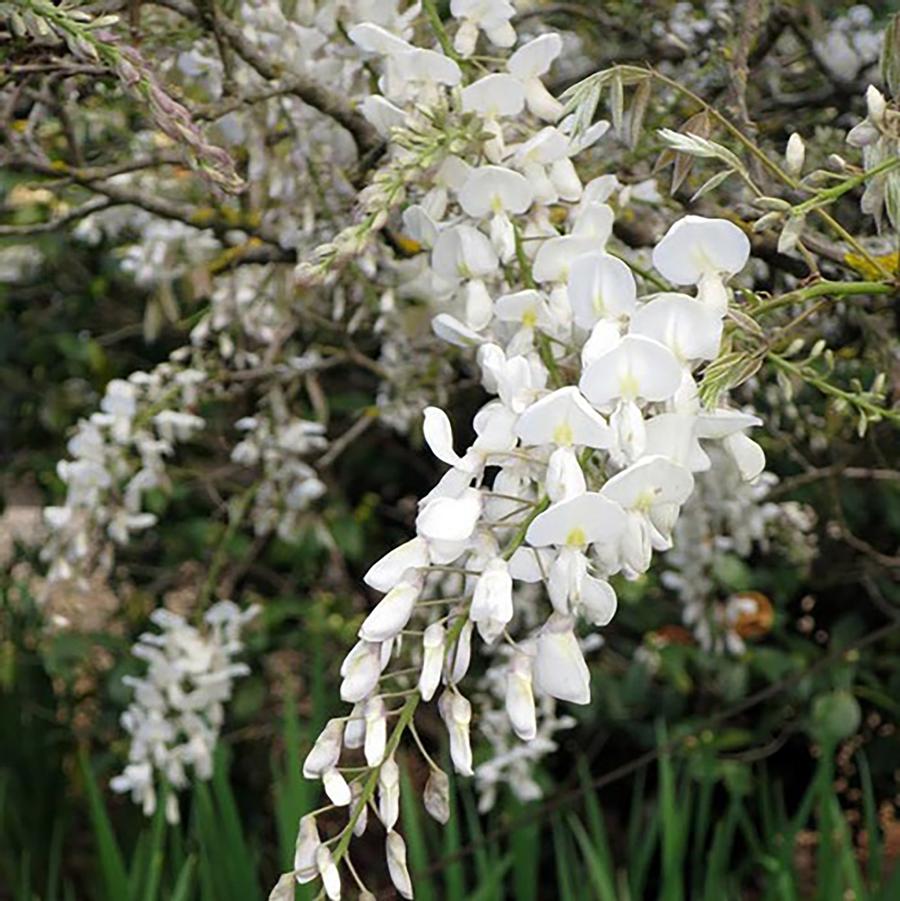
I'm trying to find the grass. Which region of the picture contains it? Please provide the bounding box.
[2,689,899,899]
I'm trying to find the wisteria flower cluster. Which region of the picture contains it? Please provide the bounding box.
[110,601,257,824]
[272,7,773,899]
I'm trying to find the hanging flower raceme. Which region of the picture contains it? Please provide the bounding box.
[111,601,258,824]
[276,5,763,899]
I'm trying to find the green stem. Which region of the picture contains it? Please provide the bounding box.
[792,156,900,216]
[753,280,896,318]
[331,694,420,864]
[421,0,458,61]
[503,495,550,561]
[768,354,900,427]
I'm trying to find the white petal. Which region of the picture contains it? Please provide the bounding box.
[322,768,352,807]
[364,698,387,766]
[316,845,341,901]
[458,165,534,217]
[602,455,695,509]
[361,95,407,136]
[417,488,482,542]
[526,492,627,548]
[644,413,709,471]
[567,252,637,329]
[340,641,382,703]
[580,576,617,626]
[424,406,463,468]
[533,235,598,283]
[505,653,537,740]
[348,23,411,54]
[507,545,552,582]
[432,312,486,347]
[629,293,723,361]
[364,537,429,592]
[525,78,564,121]
[695,409,762,439]
[533,614,590,704]
[579,335,682,405]
[652,215,750,285]
[545,446,587,503]
[386,831,414,899]
[402,204,439,248]
[359,582,419,642]
[293,814,321,883]
[419,622,445,701]
[581,320,622,368]
[507,33,562,79]
[302,719,343,778]
[461,73,526,117]
[724,432,766,481]
[516,386,612,448]
[572,202,615,242]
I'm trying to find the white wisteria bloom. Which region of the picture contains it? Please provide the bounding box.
[451,0,516,56]
[651,216,751,313]
[507,34,565,121]
[567,251,637,329]
[111,602,257,823]
[517,386,612,449]
[533,614,591,704]
[629,292,723,362]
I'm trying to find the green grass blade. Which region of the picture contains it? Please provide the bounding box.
[78,747,129,901]
[551,816,579,901]
[568,813,617,901]
[657,722,685,901]
[169,855,196,901]
[508,800,539,901]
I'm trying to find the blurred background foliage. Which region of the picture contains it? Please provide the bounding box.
[2,0,900,899]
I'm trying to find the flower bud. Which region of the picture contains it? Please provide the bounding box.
[315,844,341,900]
[785,133,805,177]
[470,557,513,644]
[344,702,365,749]
[293,814,320,884]
[505,652,537,740]
[302,719,343,778]
[448,618,473,683]
[752,211,783,233]
[322,767,351,806]
[364,697,387,766]
[378,754,400,830]
[386,831,414,899]
[268,873,295,901]
[340,640,382,703]
[363,537,428,592]
[424,767,451,824]
[419,621,445,701]
[350,780,368,837]
[866,85,887,124]
[359,580,419,643]
[438,689,473,776]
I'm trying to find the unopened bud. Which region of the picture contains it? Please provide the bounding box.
[386,831,414,899]
[866,85,887,124]
[753,211,783,233]
[753,196,791,212]
[785,133,805,176]
[424,767,451,824]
